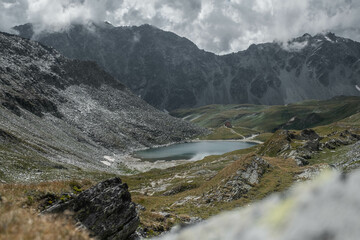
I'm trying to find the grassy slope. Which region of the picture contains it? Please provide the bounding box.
[121,146,300,234]
[1,100,360,238]
[172,96,360,134]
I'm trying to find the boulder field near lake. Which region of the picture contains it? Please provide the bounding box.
[0,23,360,240]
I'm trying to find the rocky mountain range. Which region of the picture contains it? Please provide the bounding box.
[0,31,205,181]
[14,22,360,110]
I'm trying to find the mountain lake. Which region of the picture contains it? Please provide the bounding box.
[133,141,257,161]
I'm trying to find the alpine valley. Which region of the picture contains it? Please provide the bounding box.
[0,21,360,240]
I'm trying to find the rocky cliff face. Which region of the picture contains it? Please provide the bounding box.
[0,31,206,180]
[14,23,360,110]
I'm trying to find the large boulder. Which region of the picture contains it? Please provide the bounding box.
[44,177,139,240]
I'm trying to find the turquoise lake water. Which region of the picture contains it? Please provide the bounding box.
[133,141,257,161]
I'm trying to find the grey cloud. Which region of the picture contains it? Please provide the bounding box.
[1,0,360,54]
[0,0,28,33]
[160,0,202,22]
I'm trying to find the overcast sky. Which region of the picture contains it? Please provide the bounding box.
[1,0,359,54]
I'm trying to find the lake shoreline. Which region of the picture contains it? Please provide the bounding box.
[102,136,263,174]
[131,134,263,153]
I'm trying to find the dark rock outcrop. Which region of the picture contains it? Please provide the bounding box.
[204,156,271,202]
[322,130,360,151]
[14,23,360,110]
[44,178,139,240]
[299,129,321,141]
[274,129,360,167]
[303,139,320,151]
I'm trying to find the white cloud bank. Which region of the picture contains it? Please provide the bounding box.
[1,0,360,54]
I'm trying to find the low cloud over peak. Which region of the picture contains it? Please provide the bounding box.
[1,0,360,54]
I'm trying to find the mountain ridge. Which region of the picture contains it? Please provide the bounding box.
[13,22,360,110]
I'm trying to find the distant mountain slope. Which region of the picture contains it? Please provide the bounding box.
[171,96,360,133]
[0,32,205,182]
[14,23,360,110]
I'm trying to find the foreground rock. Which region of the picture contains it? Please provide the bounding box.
[44,178,139,240]
[157,170,360,240]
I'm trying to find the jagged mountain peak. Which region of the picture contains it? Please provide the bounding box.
[285,32,355,49]
[313,31,338,42]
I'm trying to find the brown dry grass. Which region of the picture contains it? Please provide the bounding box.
[0,207,91,240]
[0,180,94,240]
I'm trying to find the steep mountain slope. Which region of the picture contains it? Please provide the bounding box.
[224,33,360,105]
[14,23,360,110]
[14,22,219,111]
[0,32,205,182]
